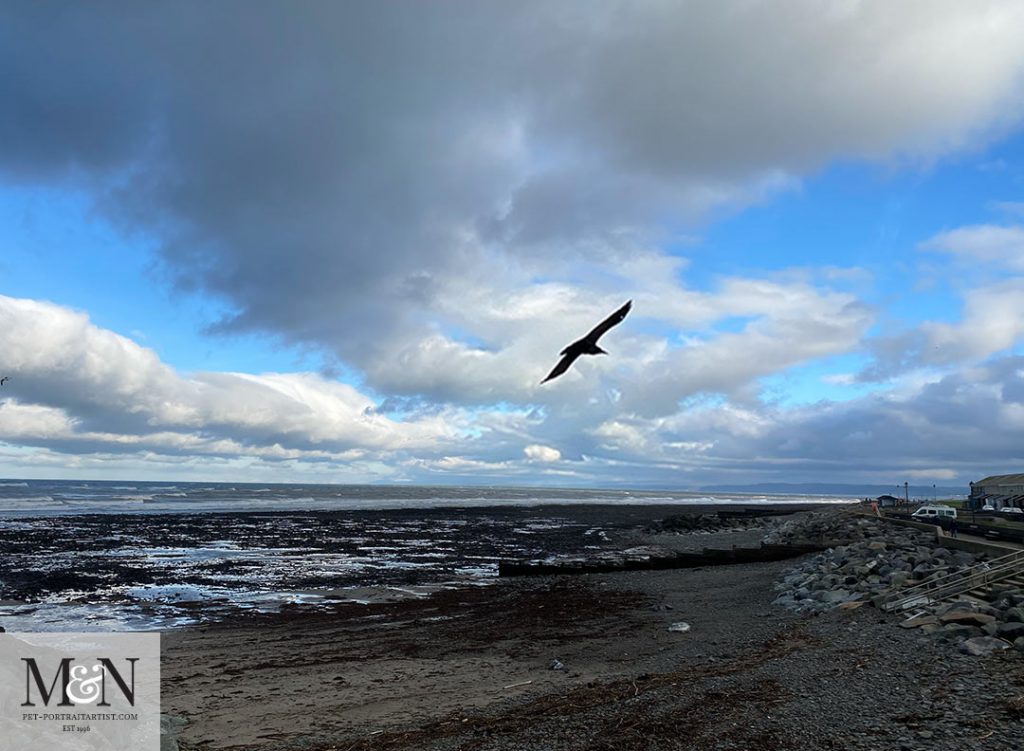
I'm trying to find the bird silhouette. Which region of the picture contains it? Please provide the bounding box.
[541,300,632,384]
[0,377,7,386]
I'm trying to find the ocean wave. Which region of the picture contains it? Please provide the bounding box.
[0,482,29,487]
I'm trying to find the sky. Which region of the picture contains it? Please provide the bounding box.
[2,1,1024,489]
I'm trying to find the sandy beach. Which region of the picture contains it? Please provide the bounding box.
[158,508,1024,751]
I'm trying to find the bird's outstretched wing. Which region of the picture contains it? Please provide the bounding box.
[541,351,580,384]
[584,300,632,343]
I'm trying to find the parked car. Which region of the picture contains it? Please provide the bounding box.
[911,505,957,520]
[982,504,996,511]
[997,507,1024,515]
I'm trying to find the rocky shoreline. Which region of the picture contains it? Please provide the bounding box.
[153,506,1024,751]
[766,510,1024,656]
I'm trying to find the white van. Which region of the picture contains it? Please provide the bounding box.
[911,505,957,520]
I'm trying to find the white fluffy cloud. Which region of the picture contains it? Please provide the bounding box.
[524,444,561,463]
[0,296,460,460]
[921,280,1024,363]
[3,284,1024,486]
[921,224,1024,270]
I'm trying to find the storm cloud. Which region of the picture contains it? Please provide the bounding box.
[3,2,1024,484]
[4,2,1024,384]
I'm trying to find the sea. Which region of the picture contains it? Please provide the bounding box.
[0,479,853,632]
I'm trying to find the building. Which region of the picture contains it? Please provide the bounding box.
[969,474,1024,510]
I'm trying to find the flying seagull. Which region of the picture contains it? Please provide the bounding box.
[541,300,632,384]
[0,377,7,386]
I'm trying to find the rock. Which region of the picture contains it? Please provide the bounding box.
[890,572,911,587]
[900,615,938,629]
[548,659,566,671]
[938,611,996,627]
[820,589,856,604]
[1005,606,1024,623]
[936,601,979,616]
[1014,637,1024,653]
[941,623,980,641]
[838,601,865,611]
[667,621,691,633]
[996,621,1024,640]
[161,714,188,751]
[959,636,1012,656]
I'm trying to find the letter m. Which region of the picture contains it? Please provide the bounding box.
[21,658,74,707]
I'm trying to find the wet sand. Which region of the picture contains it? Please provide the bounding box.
[162,544,795,749]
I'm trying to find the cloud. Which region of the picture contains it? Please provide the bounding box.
[921,224,1024,270]
[905,469,958,481]
[920,280,1024,362]
[2,0,1024,406]
[0,295,460,460]
[523,444,561,463]
[859,271,1024,382]
[4,4,1024,486]
[856,218,1024,382]
[990,201,1024,218]
[576,356,1024,485]
[5,291,1024,488]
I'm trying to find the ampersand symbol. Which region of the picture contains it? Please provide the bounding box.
[66,665,105,704]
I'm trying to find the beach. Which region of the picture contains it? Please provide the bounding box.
[154,506,1024,750]
[5,500,1023,749]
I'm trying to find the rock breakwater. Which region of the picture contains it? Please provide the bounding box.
[647,511,780,535]
[769,510,1024,654]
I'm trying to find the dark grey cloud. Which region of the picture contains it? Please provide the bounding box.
[4,0,1023,409]
[1,2,531,365]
